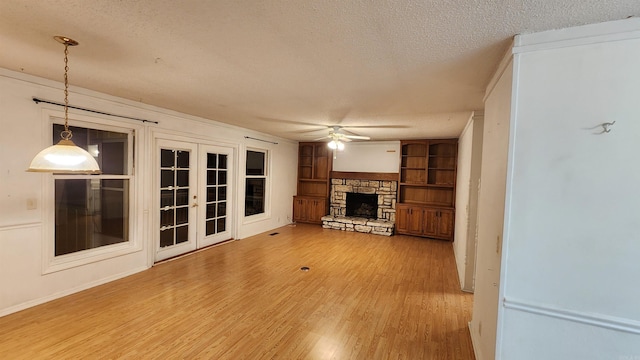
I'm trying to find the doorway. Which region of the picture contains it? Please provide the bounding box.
[156,139,234,262]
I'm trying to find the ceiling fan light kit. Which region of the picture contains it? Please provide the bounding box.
[321,126,370,151]
[327,139,345,151]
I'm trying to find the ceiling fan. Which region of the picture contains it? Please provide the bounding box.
[315,126,371,150]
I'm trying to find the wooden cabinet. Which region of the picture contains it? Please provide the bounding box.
[422,208,454,239]
[293,142,332,224]
[293,196,327,224]
[396,204,454,240]
[396,204,423,235]
[397,139,457,240]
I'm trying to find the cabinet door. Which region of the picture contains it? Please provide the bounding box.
[406,206,423,234]
[309,198,327,223]
[395,204,409,233]
[422,208,440,237]
[437,209,454,239]
[293,197,308,222]
[396,204,411,233]
[397,204,423,234]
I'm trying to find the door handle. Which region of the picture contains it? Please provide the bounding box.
[192,202,198,208]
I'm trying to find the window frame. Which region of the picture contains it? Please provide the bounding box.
[42,110,142,274]
[243,148,269,220]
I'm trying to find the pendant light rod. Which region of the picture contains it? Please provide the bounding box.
[58,36,75,140]
[32,97,158,124]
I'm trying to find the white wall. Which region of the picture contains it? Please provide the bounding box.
[454,112,483,292]
[0,69,298,316]
[497,19,640,359]
[470,55,513,360]
[332,141,400,172]
[453,114,473,288]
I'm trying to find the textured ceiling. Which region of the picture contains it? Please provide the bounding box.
[0,1,638,141]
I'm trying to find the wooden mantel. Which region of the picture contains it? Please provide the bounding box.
[330,171,399,181]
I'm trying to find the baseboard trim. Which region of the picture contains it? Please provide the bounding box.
[503,297,640,334]
[468,321,485,360]
[0,265,148,318]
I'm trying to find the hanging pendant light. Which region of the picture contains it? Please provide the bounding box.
[27,36,100,174]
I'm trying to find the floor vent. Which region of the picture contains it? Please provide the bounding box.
[269,232,279,236]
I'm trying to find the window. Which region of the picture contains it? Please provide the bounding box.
[245,150,267,216]
[53,124,132,256]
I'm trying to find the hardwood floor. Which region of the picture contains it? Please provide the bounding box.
[0,224,475,359]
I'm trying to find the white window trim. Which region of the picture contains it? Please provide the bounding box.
[41,109,143,274]
[243,147,270,223]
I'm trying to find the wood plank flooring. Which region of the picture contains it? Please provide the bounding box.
[0,224,475,359]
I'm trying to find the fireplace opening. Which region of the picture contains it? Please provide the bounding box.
[346,193,378,219]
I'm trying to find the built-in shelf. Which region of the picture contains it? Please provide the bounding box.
[397,139,458,240]
[294,143,332,224]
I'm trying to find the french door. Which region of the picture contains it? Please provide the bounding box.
[156,140,233,262]
[198,145,232,248]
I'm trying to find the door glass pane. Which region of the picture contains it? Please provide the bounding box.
[160,190,174,207]
[207,170,217,185]
[160,209,174,227]
[160,228,174,247]
[206,220,215,235]
[176,207,188,225]
[205,152,227,236]
[207,187,216,202]
[176,170,189,187]
[176,225,188,244]
[206,203,216,218]
[161,170,174,188]
[176,189,189,206]
[159,147,191,250]
[219,155,227,169]
[161,149,174,167]
[207,154,217,168]
[176,151,189,168]
[217,202,226,217]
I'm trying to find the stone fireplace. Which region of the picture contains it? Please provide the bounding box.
[322,174,397,236]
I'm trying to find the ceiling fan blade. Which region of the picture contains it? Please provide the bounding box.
[344,134,370,140]
[294,128,330,134]
[338,125,410,129]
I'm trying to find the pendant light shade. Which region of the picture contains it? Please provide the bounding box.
[27,36,101,174]
[28,139,100,173]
